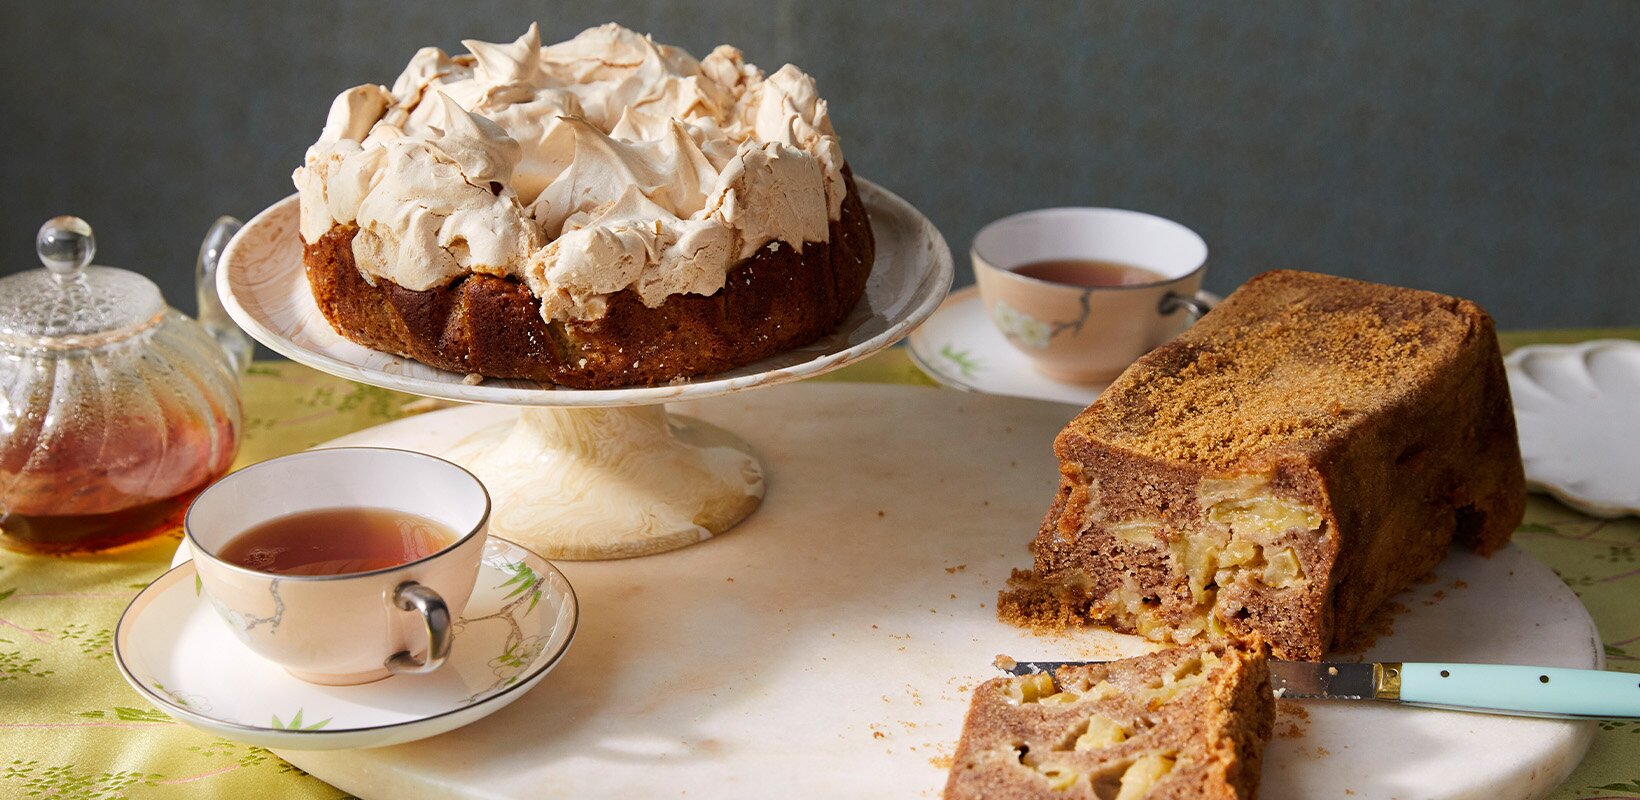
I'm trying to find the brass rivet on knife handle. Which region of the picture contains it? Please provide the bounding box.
[1374,662,1403,700]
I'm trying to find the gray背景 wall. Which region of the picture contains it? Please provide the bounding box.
[2,0,1636,331]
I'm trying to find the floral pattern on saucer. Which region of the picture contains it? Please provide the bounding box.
[114,537,577,750]
[908,286,1106,407]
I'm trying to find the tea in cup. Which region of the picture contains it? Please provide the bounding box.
[972,208,1214,384]
[186,447,490,685]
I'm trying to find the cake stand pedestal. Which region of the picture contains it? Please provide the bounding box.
[444,405,762,559]
[217,179,952,560]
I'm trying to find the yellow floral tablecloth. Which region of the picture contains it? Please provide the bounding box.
[1,336,1636,799]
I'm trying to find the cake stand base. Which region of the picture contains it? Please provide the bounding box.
[443,405,764,560]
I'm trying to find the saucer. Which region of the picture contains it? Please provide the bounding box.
[115,537,577,750]
[907,286,1106,407]
[1505,339,1640,517]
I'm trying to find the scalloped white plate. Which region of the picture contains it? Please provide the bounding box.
[1505,339,1640,517]
[217,179,952,407]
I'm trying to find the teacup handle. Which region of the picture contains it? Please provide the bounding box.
[386,581,452,676]
[1159,290,1218,322]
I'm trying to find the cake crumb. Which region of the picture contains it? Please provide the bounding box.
[1276,700,1311,739]
[945,564,967,574]
[462,373,484,385]
[877,510,886,517]
[992,654,1018,671]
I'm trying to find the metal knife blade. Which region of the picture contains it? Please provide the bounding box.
[1267,661,1390,700]
[998,659,1640,719]
[998,659,1399,701]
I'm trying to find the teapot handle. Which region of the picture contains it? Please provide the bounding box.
[196,216,254,375]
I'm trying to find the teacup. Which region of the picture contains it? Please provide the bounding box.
[972,207,1214,384]
[186,447,490,685]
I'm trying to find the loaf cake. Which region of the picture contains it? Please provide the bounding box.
[946,642,1273,799]
[1000,270,1525,661]
[293,24,873,388]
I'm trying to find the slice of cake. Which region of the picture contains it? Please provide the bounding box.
[1001,270,1525,660]
[945,643,1273,799]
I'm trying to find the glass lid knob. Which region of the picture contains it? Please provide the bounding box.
[37,216,97,283]
[0,216,164,341]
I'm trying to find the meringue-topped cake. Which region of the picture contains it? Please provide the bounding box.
[294,23,873,388]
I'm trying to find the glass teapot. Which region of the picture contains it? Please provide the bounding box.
[0,216,251,554]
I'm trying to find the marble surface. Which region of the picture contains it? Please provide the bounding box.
[272,383,1597,799]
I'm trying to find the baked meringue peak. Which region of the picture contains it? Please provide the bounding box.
[530,115,718,237]
[540,23,699,87]
[425,91,522,187]
[464,22,542,85]
[318,85,393,145]
[295,22,854,323]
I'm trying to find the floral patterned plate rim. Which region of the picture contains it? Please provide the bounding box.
[115,537,577,750]
[1505,339,1640,518]
[906,286,1106,407]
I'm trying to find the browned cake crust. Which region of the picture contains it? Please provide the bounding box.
[303,167,874,388]
[945,643,1273,799]
[1000,270,1525,661]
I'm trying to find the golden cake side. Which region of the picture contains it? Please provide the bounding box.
[304,167,873,388]
[1003,270,1525,660]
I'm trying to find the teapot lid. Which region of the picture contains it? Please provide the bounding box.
[0,217,165,345]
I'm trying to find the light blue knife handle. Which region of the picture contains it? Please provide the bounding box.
[1399,663,1640,719]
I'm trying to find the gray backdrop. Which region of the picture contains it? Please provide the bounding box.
[3,0,1637,329]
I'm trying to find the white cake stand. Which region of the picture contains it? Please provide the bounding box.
[217,179,952,560]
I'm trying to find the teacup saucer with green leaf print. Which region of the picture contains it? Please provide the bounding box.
[114,536,576,750]
[907,286,1107,407]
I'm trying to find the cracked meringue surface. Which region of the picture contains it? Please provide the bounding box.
[293,23,849,323]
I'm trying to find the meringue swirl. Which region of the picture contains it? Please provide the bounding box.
[293,23,849,322]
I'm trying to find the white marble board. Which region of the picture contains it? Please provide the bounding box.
[274,383,1597,799]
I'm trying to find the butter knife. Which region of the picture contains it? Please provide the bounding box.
[1000,660,1640,720]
